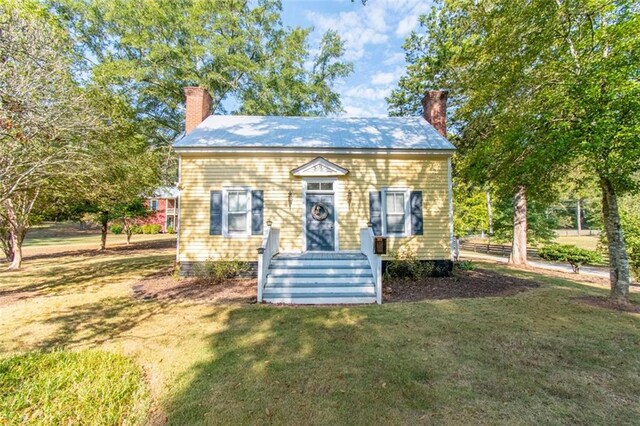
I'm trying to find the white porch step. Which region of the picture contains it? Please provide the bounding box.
[261,251,377,305]
[264,286,375,295]
[268,267,373,276]
[267,276,374,285]
[263,294,377,304]
[270,259,370,268]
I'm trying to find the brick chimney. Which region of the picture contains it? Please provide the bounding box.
[421,90,448,138]
[184,87,212,134]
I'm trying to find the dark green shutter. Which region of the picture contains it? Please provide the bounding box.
[209,190,222,235]
[410,191,423,235]
[251,190,263,235]
[369,191,382,236]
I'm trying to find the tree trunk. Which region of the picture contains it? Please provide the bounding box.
[7,229,22,270]
[486,190,493,235]
[600,176,630,303]
[509,185,528,265]
[3,200,22,270]
[576,198,582,236]
[100,214,108,251]
[126,229,132,244]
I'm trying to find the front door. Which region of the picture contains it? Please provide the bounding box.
[306,193,335,251]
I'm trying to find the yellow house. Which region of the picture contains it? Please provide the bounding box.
[174,87,455,304]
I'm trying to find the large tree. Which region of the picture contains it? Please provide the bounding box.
[389,0,639,302]
[0,7,101,269]
[51,0,353,178]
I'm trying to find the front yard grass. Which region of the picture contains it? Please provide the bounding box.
[0,350,148,425]
[1,241,639,424]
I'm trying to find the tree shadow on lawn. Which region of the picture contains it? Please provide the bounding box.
[33,295,174,349]
[161,278,640,425]
[20,238,176,262]
[0,254,173,304]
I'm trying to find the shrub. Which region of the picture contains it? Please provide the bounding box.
[130,225,143,234]
[109,224,123,234]
[140,224,161,234]
[386,246,434,278]
[455,260,476,271]
[192,258,250,285]
[166,226,175,234]
[538,244,603,273]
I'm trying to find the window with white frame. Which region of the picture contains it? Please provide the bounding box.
[383,189,408,236]
[149,199,159,211]
[224,188,251,236]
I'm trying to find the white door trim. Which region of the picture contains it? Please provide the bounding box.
[301,178,339,252]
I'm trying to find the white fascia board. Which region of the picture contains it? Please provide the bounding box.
[173,147,455,156]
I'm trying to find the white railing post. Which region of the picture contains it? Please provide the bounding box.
[360,227,383,304]
[257,226,279,303]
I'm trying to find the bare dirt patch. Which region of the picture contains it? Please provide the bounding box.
[132,269,256,304]
[384,268,540,303]
[575,296,640,313]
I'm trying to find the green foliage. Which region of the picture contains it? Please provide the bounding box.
[140,224,161,234]
[130,224,142,235]
[0,350,148,424]
[166,225,175,234]
[455,260,476,271]
[51,0,352,172]
[539,244,603,273]
[192,258,250,285]
[454,181,489,237]
[385,245,434,278]
[239,29,353,116]
[109,224,123,234]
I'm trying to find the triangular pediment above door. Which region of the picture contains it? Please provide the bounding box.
[291,157,349,177]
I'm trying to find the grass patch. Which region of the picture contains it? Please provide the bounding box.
[0,350,148,425]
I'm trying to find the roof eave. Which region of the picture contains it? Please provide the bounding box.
[173,146,456,155]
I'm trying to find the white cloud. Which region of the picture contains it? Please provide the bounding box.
[395,15,419,37]
[344,84,392,101]
[307,10,388,61]
[342,102,386,117]
[371,72,395,86]
[383,52,405,66]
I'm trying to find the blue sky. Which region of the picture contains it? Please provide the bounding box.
[280,0,433,117]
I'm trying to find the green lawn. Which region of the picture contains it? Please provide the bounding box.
[24,221,175,249]
[554,234,600,251]
[0,350,148,425]
[1,235,639,424]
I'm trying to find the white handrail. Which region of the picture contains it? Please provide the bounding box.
[257,226,279,302]
[360,227,382,304]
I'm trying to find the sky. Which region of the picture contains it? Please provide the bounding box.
[280,0,433,117]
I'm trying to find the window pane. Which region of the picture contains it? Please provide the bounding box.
[228,213,247,232]
[229,192,238,211]
[395,193,404,212]
[320,182,333,190]
[237,192,247,211]
[387,214,405,233]
[307,183,320,190]
[386,193,394,212]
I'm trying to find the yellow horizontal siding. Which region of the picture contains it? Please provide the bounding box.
[178,153,451,262]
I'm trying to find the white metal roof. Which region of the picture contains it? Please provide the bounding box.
[173,115,456,151]
[151,186,179,199]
